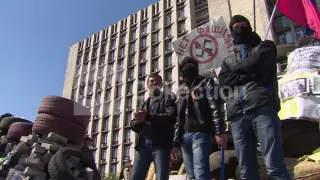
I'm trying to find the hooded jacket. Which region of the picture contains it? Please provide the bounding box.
[218,15,280,120]
[173,58,225,147]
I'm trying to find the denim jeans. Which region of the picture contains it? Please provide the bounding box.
[230,107,291,180]
[131,143,171,180]
[181,132,211,180]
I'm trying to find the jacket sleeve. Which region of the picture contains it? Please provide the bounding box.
[148,97,177,127]
[206,78,225,135]
[228,40,277,74]
[218,61,254,87]
[130,102,147,133]
[173,120,180,147]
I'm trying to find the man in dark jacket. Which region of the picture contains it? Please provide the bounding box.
[130,73,177,180]
[218,15,291,179]
[171,57,227,180]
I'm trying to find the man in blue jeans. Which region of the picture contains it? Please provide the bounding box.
[130,73,177,180]
[171,57,228,180]
[218,15,291,179]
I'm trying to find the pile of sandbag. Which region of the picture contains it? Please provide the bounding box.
[0,95,101,180]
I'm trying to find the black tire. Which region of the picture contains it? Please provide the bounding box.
[48,148,101,180]
[0,117,30,134]
[7,122,33,141]
[32,113,86,145]
[13,164,25,172]
[281,120,319,145]
[4,143,13,155]
[209,150,238,179]
[283,132,320,158]
[38,95,91,127]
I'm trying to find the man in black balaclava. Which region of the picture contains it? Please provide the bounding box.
[130,73,177,180]
[171,57,227,180]
[218,15,291,179]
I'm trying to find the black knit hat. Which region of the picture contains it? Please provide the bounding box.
[179,56,198,70]
[229,15,252,32]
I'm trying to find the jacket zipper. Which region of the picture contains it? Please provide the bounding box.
[185,79,196,132]
[239,45,246,114]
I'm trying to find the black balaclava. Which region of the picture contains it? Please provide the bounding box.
[229,15,261,46]
[179,57,199,85]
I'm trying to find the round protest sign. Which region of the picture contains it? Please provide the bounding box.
[189,34,219,64]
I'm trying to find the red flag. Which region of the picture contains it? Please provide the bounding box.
[277,0,320,38]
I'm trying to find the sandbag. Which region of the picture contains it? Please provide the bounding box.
[209,150,238,179]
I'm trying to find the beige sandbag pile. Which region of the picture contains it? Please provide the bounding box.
[235,157,320,180]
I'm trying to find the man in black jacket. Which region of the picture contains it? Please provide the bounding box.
[218,15,291,179]
[130,73,177,180]
[171,57,227,180]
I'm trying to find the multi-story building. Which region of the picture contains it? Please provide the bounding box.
[62,0,318,176]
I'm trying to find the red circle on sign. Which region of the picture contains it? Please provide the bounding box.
[189,34,219,64]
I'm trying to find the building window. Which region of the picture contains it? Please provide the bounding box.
[165,15,171,25]
[153,19,159,30]
[195,0,206,6]
[113,132,119,145]
[101,43,107,54]
[99,54,106,65]
[152,33,159,43]
[104,102,110,114]
[96,92,102,104]
[165,69,172,82]
[119,47,125,57]
[178,8,185,19]
[275,16,291,29]
[111,164,117,174]
[120,34,126,44]
[98,66,104,78]
[165,55,172,67]
[129,42,135,52]
[127,82,134,94]
[140,38,147,48]
[89,70,96,82]
[109,51,115,62]
[86,96,92,107]
[110,39,116,48]
[196,8,208,17]
[152,46,159,56]
[93,121,99,133]
[165,27,172,37]
[296,28,306,41]
[130,30,136,40]
[137,94,145,107]
[115,85,122,98]
[102,117,109,131]
[126,98,132,110]
[100,165,106,176]
[112,148,118,160]
[152,60,159,72]
[108,63,114,74]
[106,75,113,87]
[279,31,294,44]
[125,113,132,127]
[101,149,107,160]
[138,80,145,91]
[92,135,98,147]
[94,104,101,116]
[117,71,123,84]
[124,146,130,159]
[128,56,135,66]
[139,65,146,76]
[178,22,186,33]
[113,116,120,128]
[165,41,172,51]
[142,24,148,33]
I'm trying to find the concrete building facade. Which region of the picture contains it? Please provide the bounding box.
[62,0,319,176]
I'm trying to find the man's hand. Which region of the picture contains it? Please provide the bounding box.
[171,147,181,160]
[134,110,147,122]
[215,133,228,149]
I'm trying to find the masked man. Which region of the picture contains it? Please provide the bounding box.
[171,57,227,180]
[130,73,177,180]
[218,15,291,179]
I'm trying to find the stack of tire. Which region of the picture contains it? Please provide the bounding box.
[0,116,32,156]
[5,122,33,155]
[32,95,91,145]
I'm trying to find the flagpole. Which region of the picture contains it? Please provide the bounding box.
[264,0,279,40]
[253,0,256,31]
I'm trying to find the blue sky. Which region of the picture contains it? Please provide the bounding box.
[0,0,157,121]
